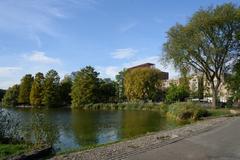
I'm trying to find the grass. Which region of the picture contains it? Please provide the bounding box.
[207,108,232,117]
[0,144,30,159]
[167,102,209,122]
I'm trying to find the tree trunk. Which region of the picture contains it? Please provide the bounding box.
[211,86,218,108]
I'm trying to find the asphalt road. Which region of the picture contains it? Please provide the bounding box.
[126,117,240,160]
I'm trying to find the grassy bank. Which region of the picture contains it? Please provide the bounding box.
[75,102,236,122]
[0,144,30,159]
[166,102,209,122]
[73,102,168,113]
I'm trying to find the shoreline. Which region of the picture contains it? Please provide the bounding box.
[50,116,232,160]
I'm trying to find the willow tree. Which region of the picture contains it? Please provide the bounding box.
[163,3,240,107]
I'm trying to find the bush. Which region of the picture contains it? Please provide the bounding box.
[167,102,209,121]
[166,84,190,103]
[0,109,21,143]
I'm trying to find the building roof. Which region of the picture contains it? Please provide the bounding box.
[127,63,155,70]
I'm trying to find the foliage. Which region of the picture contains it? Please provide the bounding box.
[25,112,59,147]
[18,74,33,105]
[2,85,20,107]
[30,72,45,107]
[163,3,240,107]
[98,78,117,103]
[71,66,100,108]
[167,102,209,121]
[42,70,60,107]
[166,84,190,103]
[0,109,21,143]
[227,61,240,101]
[0,89,6,102]
[115,69,127,102]
[124,67,164,102]
[59,75,72,105]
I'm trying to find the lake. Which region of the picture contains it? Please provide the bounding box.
[3,108,182,152]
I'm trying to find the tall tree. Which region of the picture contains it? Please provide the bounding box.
[30,72,45,107]
[163,3,240,107]
[18,74,33,105]
[124,68,164,102]
[2,85,19,107]
[59,75,72,105]
[71,66,99,108]
[42,70,60,107]
[98,78,117,103]
[116,69,127,102]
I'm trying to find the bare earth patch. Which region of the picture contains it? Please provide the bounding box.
[50,117,231,160]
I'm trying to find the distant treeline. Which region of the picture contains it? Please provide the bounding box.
[1,66,190,108]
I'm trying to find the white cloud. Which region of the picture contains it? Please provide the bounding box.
[23,51,61,64]
[97,66,120,79]
[120,22,137,32]
[111,48,137,59]
[0,67,22,77]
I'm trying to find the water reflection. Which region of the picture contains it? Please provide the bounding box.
[4,108,181,152]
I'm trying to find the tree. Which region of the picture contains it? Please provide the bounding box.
[71,66,100,108]
[2,85,20,107]
[0,89,6,102]
[124,67,164,102]
[166,84,190,103]
[42,70,60,107]
[116,69,127,102]
[30,72,45,107]
[59,75,72,105]
[98,78,117,103]
[18,74,33,105]
[227,61,240,101]
[163,3,240,107]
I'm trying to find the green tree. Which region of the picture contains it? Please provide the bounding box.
[227,61,240,101]
[42,70,60,107]
[59,75,72,105]
[116,69,127,102]
[163,3,240,107]
[2,85,20,107]
[30,72,45,107]
[98,78,117,103]
[18,74,33,105]
[124,68,164,102]
[166,84,190,103]
[71,66,99,108]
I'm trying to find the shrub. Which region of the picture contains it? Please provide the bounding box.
[166,84,190,103]
[167,102,209,121]
[0,109,21,143]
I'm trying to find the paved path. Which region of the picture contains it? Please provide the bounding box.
[125,117,240,160]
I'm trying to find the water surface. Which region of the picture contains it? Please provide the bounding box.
[4,108,181,152]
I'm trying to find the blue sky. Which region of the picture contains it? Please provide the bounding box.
[0,0,238,89]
